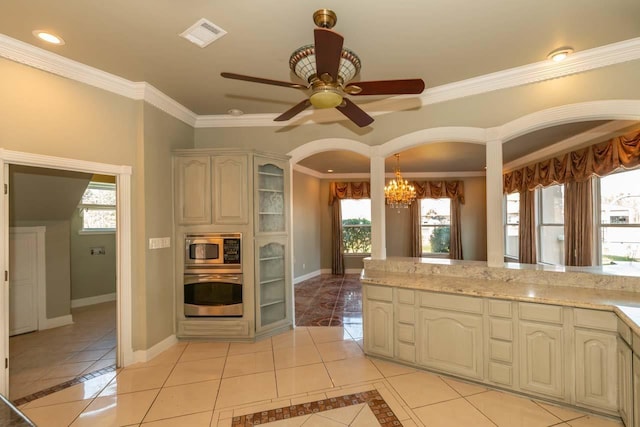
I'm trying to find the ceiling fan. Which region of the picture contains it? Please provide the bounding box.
[221,9,425,127]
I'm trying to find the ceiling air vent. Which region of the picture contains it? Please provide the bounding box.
[179,18,227,48]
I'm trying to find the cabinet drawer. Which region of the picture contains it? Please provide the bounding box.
[489,339,513,363]
[519,302,563,324]
[397,324,415,344]
[574,309,616,332]
[397,305,415,324]
[397,342,415,363]
[397,289,415,305]
[366,285,393,302]
[420,292,483,314]
[617,318,632,346]
[489,318,513,341]
[489,362,513,386]
[488,300,513,318]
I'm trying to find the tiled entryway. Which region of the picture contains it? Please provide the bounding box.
[16,326,623,427]
[9,301,116,401]
[295,274,362,339]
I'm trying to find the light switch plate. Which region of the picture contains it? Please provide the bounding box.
[149,237,171,250]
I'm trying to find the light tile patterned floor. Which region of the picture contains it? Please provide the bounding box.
[16,325,623,427]
[9,302,116,401]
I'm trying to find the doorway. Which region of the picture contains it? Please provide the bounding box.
[0,150,133,399]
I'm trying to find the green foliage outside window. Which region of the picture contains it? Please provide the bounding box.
[430,226,450,253]
[343,218,372,253]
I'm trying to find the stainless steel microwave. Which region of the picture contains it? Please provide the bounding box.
[184,232,241,273]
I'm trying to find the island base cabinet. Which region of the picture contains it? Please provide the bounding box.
[519,322,565,400]
[417,308,483,380]
[363,298,394,358]
[574,329,618,413]
[617,337,634,427]
[634,353,640,427]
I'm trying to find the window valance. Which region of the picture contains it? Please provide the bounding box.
[504,129,640,194]
[411,180,465,203]
[328,182,371,205]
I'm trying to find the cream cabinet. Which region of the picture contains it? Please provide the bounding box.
[213,155,249,224]
[363,286,394,358]
[633,353,640,427]
[254,236,291,334]
[174,156,211,224]
[575,329,617,411]
[618,337,634,427]
[417,308,484,380]
[517,303,566,400]
[254,156,288,235]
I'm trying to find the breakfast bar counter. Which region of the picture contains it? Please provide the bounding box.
[360,257,640,425]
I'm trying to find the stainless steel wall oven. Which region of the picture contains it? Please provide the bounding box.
[184,232,243,317]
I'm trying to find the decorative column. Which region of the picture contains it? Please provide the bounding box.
[370,148,387,259]
[486,138,504,267]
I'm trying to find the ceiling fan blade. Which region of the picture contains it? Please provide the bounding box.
[274,99,312,122]
[335,98,374,127]
[221,72,306,89]
[344,79,425,95]
[314,28,343,81]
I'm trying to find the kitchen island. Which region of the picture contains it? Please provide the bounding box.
[361,257,640,426]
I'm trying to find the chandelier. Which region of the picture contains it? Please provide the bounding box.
[384,154,416,208]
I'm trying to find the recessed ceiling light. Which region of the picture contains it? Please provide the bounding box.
[33,30,65,45]
[327,169,334,173]
[227,109,244,116]
[547,47,573,62]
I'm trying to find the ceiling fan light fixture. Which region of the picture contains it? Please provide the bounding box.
[309,88,343,109]
[289,45,361,84]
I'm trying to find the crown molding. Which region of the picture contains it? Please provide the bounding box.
[292,163,485,180]
[2,32,640,129]
[0,34,197,126]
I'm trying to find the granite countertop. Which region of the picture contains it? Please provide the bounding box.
[0,394,35,427]
[361,257,640,336]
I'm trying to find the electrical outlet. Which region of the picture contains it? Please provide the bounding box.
[90,247,106,255]
[302,263,306,270]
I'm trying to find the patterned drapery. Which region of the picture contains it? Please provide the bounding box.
[409,180,465,260]
[328,182,371,205]
[503,129,640,193]
[329,182,371,275]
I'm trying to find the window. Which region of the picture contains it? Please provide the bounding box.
[599,169,640,266]
[420,198,450,255]
[79,182,116,233]
[538,184,564,264]
[341,199,371,254]
[504,192,520,259]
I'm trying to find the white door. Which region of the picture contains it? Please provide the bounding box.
[9,228,41,336]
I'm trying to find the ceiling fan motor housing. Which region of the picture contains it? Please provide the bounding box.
[313,9,337,29]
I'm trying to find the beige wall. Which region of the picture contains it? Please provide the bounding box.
[0,58,196,351]
[292,171,322,278]
[141,103,194,348]
[70,210,117,300]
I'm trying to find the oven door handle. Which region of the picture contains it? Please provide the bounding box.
[184,274,242,285]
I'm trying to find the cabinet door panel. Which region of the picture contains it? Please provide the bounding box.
[364,300,394,358]
[519,321,565,399]
[633,353,639,427]
[617,338,634,427]
[175,156,211,224]
[574,329,617,411]
[213,155,248,224]
[417,308,483,379]
[255,237,291,333]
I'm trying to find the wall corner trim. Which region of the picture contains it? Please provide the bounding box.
[71,293,117,309]
[41,315,74,330]
[293,270,322,285]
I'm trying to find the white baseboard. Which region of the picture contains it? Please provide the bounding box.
[133,334,178,364]
[71,292,117,308]
[293,269,322,284]
[40,314,74,330]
